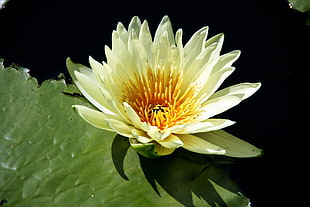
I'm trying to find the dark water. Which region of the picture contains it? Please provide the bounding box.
[0,0,307,206]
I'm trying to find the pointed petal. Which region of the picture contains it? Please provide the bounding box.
[105,119,135,138]
[72,105,113,131]
[131,129,152,144]
[116,22,129,45]
[123,102,172,141]
[156,31,173,69]
[210,50,240,75]
[128,33,148,71]
[74,70,115,114]
[66,57,94,80]
[153,142,175,155]
[123,102,144,129]
[146,125,171,141]
[204,33,224,60]
[199,94,242,120]
[174,29,184,68]
[183,26,209,68]
[157,134,183,149]
[174,119,235,134]
[139,20,155,66]
[195,130,263,157]
[197,67,235,102]
[209,82,262,101]
[66,58,115,115]
[89,56,107,80]
[128,16,142,38]
[111,31,131,70]
[178,134,226,155]
[154,16,175,45]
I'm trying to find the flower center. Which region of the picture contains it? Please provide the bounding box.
[122,66,201,130]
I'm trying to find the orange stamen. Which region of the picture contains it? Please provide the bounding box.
[122,66,201,131]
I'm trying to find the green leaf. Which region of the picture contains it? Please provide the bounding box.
[289,0,310,26]
[289,0,310,12]
[0,65,251,206]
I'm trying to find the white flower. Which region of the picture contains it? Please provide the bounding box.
[67,16,262,158]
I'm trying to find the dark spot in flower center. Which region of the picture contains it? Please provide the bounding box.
[148,104,168,117]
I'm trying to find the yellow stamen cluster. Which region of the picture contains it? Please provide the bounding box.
[122,66,202,130]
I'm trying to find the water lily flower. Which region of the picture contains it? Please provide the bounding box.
[67,16,262,158]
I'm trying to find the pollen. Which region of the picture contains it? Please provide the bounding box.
[122,66,202,130]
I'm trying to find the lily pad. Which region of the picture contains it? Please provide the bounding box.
[289,0,310,25]
[0,63,250,206]
[289,0,310,12]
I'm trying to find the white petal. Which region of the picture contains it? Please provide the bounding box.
[156,31,173,69]
[74,70,115,114]
[66,57,95,79]
[131,129,152,144]
[123,102,144,129]
[195,130,262,157]
[139,20,155,66]
[182,43,219,88]
[72,105,113,131]
[89,56,107,81]
[199,95,242,120]
[111,31,132,74]
[183,26,209,68]
[210,50,240,75]
[174,119,235,134]
[66,58,115,115]
[116,22,129,45]
[105,119,135,138]
[209,82,262,101]
[146,125,171,141]
[128,16,142,39]
[123,103,172,141]
[174,29,184,68]
[128,35,148,72]
[197,67,235,102]
[157,134,183,149]
[204,33,224,60]
[178,134,226,155]
[200,94,242,117]
[154,16,175,46]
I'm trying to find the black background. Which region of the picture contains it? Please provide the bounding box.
[0,0,307,206]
